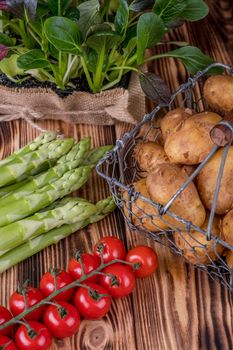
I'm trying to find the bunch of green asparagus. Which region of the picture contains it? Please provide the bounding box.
[0,132,114,273]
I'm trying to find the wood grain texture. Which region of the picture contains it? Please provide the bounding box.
[0,4,233,350]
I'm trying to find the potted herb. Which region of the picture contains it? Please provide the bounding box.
[0,0,214,125]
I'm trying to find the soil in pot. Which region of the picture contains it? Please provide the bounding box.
[0,72,131,98]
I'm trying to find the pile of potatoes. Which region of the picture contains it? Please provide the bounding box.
[127,75,233,267]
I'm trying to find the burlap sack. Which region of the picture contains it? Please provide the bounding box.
[0,73,145,125]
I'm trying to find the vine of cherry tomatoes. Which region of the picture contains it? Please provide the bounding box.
[0,237,158,350]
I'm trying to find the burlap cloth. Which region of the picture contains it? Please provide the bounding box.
[0,73,145,125]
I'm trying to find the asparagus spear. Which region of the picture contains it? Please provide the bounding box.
[0,196,115,273]
[0,165,92,227]
[0,197,97,256]
[0,138,74,187]
[0,132,57,167]
[0,144,112,206]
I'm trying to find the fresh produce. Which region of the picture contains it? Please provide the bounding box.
[124,178,169,231]
[221,208,233,245]
[0,138,74,187]
[15,321,52,350]
[134,142,169,172]
[0,197,97,255]
[100,263,136,298]
[225,250,233,269]
[94,236,126,263]
[0,137,91,205]
[39,270,74,302]
[0,1,212,93]
[0,336,17,350]
[0,132,57,167]
[174,214,223,265]
[160,108,193,141]
[68,253,101,283]
[74,283,111,320]
[197,146,233,214]
[43,302,80,339]
[146,164,206,228]
[0,197,116,273]
[0,144,112,199]
[0,307,13,336]
[0,165,92,227]
[0,237,158,347]
[126,246,158,278]
[164,112,222,165]
[204,75,233,116]
[9,287,45,321]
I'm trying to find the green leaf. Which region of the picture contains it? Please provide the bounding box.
[65,7,80,22]
[153,0,187,25]
[36,4,50,18]
[0,54,24,77]
[87,48,108,73]
[48,0,69,15]
[87,30,121,54]
[137,12,165,65]
[114,0,129,34]
[0,33,15,47]
[123,37,137,56]
[44,17,82,55]
[77,0,101,38]
[163,46,215,74]
[124,25,137,47]
[180,0,209,21]
[129,0,153,12]
[17,49,50,70]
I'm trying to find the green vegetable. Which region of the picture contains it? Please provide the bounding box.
[0,137,90,205]
[0,132,57,167]
[0,143,112,205]
[0,197,97,256]
[0,165,92,227]
[0,0,213,92]
[0,196,116,273]
[0,138,74,187]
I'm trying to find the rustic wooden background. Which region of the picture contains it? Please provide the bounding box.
[0,1,233,349]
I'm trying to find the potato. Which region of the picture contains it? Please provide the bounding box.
[204,75,233,116]
[182,165,196,177]
[160,108,193,141]
[164,112,222,165]
[221,208,233,245]
[134,142,169,172]
[225,250,233,269]
[146,164,206,229]
[123,179,169,232]
[197,146,233,214]
[174,214,223,265]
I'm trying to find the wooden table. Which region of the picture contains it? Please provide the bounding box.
[1,1,233,349]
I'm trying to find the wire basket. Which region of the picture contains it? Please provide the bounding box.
[96,62,233,291]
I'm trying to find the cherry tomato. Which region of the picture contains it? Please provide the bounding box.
[40,270,74,302]
[15,321,52,350]
[100,263,135,298]
[10,287,45,321]
[0,335,17,350]
[126,246,158,278]
[0,306,13,336]
[74,283,111,320]
[68,253,100,283]
[43,301,80,339]
[93,236,126,263]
